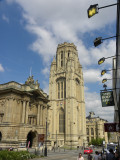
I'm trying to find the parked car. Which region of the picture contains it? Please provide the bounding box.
[84,148,93,154]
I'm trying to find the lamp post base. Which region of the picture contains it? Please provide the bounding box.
[44,147,47,156]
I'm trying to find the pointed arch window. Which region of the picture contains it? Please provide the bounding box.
[58,82,60,99]
[86,128,89,135]
[61,81,63,98]
[59,110,65,133]
[57,78,66,99]
[75,78,80,100]
[91,128,94,135]
[61,51,63,67]
[68,50,70,57]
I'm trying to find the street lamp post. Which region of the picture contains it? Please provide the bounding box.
[44,118,47,156]
[87,0,120,156]
[116,1,120,155]
[98,56,115,65]
[87,3,118,18]
[101,68,120,76]
[94,36,117,47]
[70,122,75,150]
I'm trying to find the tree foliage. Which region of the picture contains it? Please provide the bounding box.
[88,138,105,146]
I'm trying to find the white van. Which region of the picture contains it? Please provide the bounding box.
[104,143,117,153]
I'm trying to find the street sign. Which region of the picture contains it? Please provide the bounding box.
[104,123,119,132]
[100,91,115,107]
[38,134,45,142]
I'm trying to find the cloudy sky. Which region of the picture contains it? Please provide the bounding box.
[0,0,117,121]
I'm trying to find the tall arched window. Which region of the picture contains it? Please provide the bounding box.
[68,50,70,57]
[0,132,2,141]
[91,128,94,135]
[61,81,63,98]
[58,82,60,99]
[86,128,89,135]
[61,51,63,67]
[57,78,66,99]
[75,78,80,100]
[59,110,65,133]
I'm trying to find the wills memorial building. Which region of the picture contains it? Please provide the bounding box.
[48,42,86,148]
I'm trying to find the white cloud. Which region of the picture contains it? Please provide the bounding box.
[42,80,49,94]
[6,0,116,66]
[85,91,114,122]
[42,67,49,77]
[83,68,113,88]
[83,69,101,83]
[6,0,116,122]
[2,14,9,23]
[0,64,4,72]
[7,0,116,32]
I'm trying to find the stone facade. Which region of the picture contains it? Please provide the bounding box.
[0,76,49,149]
[48,42,86,148]
[86,112,108,145]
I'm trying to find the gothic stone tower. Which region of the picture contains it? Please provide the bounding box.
[48,42,86,148]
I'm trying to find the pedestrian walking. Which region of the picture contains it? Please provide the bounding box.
[115,150,119,160]
[98,151,106,160]
[88,153,93,160]
[77,153,84,160]
[106,149,115,160]
[93,151,99,160]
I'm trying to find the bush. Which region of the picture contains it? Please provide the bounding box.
[0,150,37,160]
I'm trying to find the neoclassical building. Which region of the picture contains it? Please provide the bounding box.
[0,76,49,149]
[48,42,86,148]
[86,112,108,145]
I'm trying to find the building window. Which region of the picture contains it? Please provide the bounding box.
[61,82,63,98]
[91,128,94,135]
[64,81,66,98]
[57,78,66,99]
[0,114,4,123]
[0,132,2,141]
[28,116,37,125]
[87,137,89,142]
[86,128,89,135]
[58,82,60,99]
[61,51,63,67]
[59,110,65,133]
[76,78,80,100]
[68,51,70,57]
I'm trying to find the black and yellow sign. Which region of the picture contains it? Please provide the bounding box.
[100,91,114,107]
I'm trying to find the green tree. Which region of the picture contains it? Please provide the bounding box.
[89,138,105,146]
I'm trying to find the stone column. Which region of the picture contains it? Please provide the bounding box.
[37,104,40,125]
[40,105,43,125]
[43,106,44,126]
[22,101,26,123]
[25,101,29,124]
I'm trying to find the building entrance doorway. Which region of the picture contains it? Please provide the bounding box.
[0,132,2,141]
[26,131,37,148]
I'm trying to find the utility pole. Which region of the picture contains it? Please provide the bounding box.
[116,0,120,156]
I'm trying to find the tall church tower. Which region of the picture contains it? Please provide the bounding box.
[48,42,86,147]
